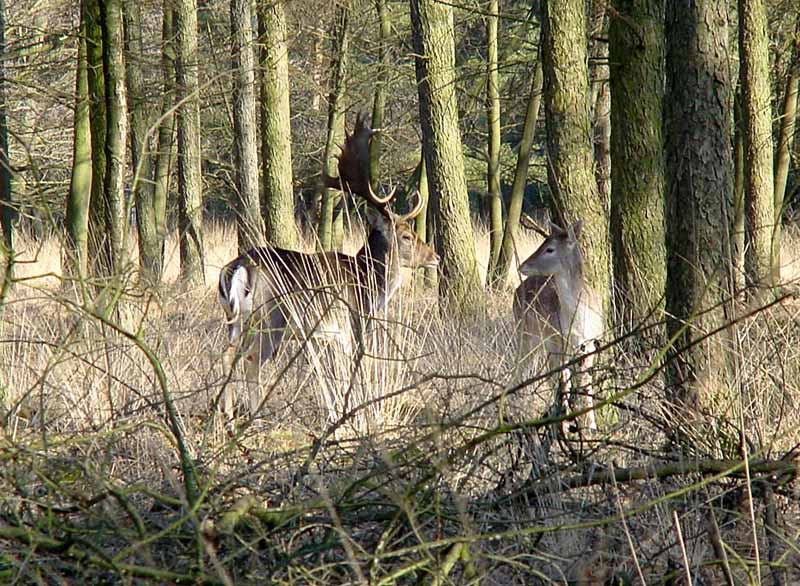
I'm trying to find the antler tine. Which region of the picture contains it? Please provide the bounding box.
[519,213,550,238]
[397,189,425,222]
[365,182,396,208]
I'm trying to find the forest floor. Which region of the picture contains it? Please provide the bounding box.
[1,221,800,584]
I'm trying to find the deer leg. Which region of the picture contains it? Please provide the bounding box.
[579,341,598,431]
[243,310,286,416]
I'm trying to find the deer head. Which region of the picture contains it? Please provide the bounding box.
[519,221,583,279]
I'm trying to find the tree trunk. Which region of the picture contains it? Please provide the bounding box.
[175,0,205,285]
[101,0,129,278]
[258,0,298,249]
[231,0,264,253]
[773,13,800,264]
[484,0,503,282]
[665,0,735,410]
[318,2,349,251]
[411,0,484,312]
[0,0,14,298]
[125,0,161,283]
[488,59,543,289]
[739,0,776,286]
[733,90,746,290]
[66,17,91,282]
[541,0,610,312]
[609,0,666,321]
[369,0,389,189]
[589,0,611,211]
[85,0,110,277]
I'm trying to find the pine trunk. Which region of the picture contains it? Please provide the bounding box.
[231,0,265,252]
[665,0,735,410]
[66,20,91,281]
[0,0,13,297]
[258,0,298,249]
[739,0,776,286]
[541,0,610,312]
[609,0,666,321]
[411,0,484,312]
[485,0,503,281]
[175,0,205,285]
[369,0,389,189]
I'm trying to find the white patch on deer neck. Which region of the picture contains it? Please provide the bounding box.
[553,271,599,349]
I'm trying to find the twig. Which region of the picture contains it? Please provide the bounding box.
[672,510,693,585]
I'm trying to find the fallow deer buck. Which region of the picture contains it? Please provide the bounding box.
[513,219,603,431]
[218,115,439,417]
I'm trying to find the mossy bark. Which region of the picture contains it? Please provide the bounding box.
[609,0,666,321]
[258,0,298,250]
[411,0,483,312]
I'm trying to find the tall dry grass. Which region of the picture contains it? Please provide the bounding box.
[0,220,799,584]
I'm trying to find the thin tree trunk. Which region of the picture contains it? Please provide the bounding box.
[773,14,800,264]
[665,0,735,411]
[150,3,175,282]
[488,59,543,289]
[609,0,666,321]
[258,0,298,249]
[411,0,484,312]
[125,0,161,283]
[589,0,610,210]
[66,18,91,282]
[733,90,746,289]
[541,0,610,312]
[85,0,110,277]
[231,0,264,252]
[485,0,503,282]
[101,0,129,278]
[739,0,776,286]
[175,0,205,285]
[0,0,14,299]
[369,0,389,189]
[318,2,349,251]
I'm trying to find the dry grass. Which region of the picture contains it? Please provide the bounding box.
[1,220,800,584]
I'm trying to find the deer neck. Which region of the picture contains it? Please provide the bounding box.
[552,254,586,338]
[355,228,401,313]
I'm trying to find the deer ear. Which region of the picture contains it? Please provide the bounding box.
[568,220,583,241]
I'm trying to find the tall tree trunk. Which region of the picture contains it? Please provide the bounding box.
[773,13,800,264]
[665,0,734,411]
[231,0,264,252]
[369,0,390,189]
[66,22,92,282]
[101,0,129,278]
[609,0,666,321]
[85,0,110,277]
[175,0,205,285]
[0,0,14,299]
[125,0,161,283]
[739,0,776,286]
[484,0,503,282]
[733,90,746,289]
[151,2,175,279]
[488,59,543,289]
[411,0,484,312]
[258,0,298,249]
[541,0,610,312]
[589,0,611,210]
[318,2,349,251]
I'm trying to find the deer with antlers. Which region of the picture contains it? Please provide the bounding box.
[513,217,603,431]
[218,115,439,416]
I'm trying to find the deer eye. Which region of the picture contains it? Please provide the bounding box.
[401,233,412,241]
[545,247,555,253]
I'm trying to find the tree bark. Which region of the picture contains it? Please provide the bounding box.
[609,0,666,321]
[101,0,130,279]
[125,0,161,283]
[665,0,735,410]
[589,0,611,211]
[0,0,14,297]
[66,16,91,282]
[258,0,298,249]
[84,0,110,277]
[175,0,205,285]
[541,0,610,312]
[738,0,776,286]
[231,0,265,252]
[369,0,390,190]
[411,0,484,312]
[318,2,349,251]
[488,59,543,289]
[773,13,800,265]
[484,0,503,282]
